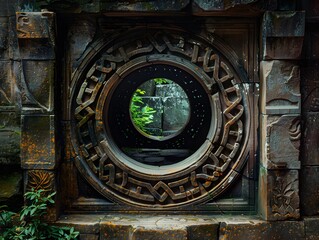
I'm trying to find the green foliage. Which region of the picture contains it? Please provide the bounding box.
[0,189,79,240]
[153,78,171,85]
[130,89,156,134]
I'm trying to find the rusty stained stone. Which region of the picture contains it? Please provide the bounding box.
[100,224,133,240]
[259,169,300,221]
[21,115,56,170]
[25,169,58,221]
[187,224,218,240]
[21,60,55,112]
[300,167,319,216]
[25,170,55,193]
[302,113,319,166]
[260,61,300,114]
[16,12,55,39]
[16,12,56,60]
[260,114,300,170]
[262,11,305,60]
[219,219,304,240]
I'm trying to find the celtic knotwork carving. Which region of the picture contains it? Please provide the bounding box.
[70,28,250,208]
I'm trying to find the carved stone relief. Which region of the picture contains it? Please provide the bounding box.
[69,28,253,209]
[260,61,301,114]
[261,114,300,170]
[26,170,55,193]
[270,170,300,220]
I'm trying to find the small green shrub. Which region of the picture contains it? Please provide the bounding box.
[130,88,156,134]
[0,189,79,240]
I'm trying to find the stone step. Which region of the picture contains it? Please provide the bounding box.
[55,214,312,240]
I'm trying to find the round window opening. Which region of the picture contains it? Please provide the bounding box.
[129,78,191,141]
[70,28,251,209]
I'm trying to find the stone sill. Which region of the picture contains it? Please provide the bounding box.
[55,214,319,239]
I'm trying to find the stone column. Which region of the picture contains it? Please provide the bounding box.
[0,1,22,207]
[300,0,319,218]
[259,10,305,220]
[16,11,58,221]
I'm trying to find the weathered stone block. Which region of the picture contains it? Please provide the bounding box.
[68,18,96,71]
[8,15,20,60]
[261,115,300,169]
[100,0,190,12]
[192,0,257,11]
[304,217,319,240]
[277,0,297,11]
[133,228,187,240]
[16,12,55,39]
[18,39,55,60]
[302,113,319,166]
[187,224,218,240]
[263,11,305,38]
[302,0,319,18]
[262,11,305,59]
[263,37,304,60]
[301,62,319,112]
[163,97,190,132]
[260,61,300,114]
[16,12,55,60]
[21,115,56,169]
[0,0,8,16]
[301,61,319,87]
[100,223,133,240]
[0,171,22,201]
[308,32,319,60]
[79,234,99,240]
[25,170,55,193]
[0,112,20,165]
[302,85,319,112]
[219,218,304,239]
[0,17,9,59]
[300,167,319,216]
[56,214,101,234]
[0,60,14,106]
[259,169,299,220]
[21,60,55,112]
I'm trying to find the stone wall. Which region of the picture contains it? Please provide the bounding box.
[0,0,318,239]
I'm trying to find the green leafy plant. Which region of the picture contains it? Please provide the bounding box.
[153,78,171,85]
[130,89,156,134]
[0,189,79,240]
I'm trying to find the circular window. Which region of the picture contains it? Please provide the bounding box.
[70,28,250,209]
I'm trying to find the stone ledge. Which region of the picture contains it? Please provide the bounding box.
[55,214,319,240]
